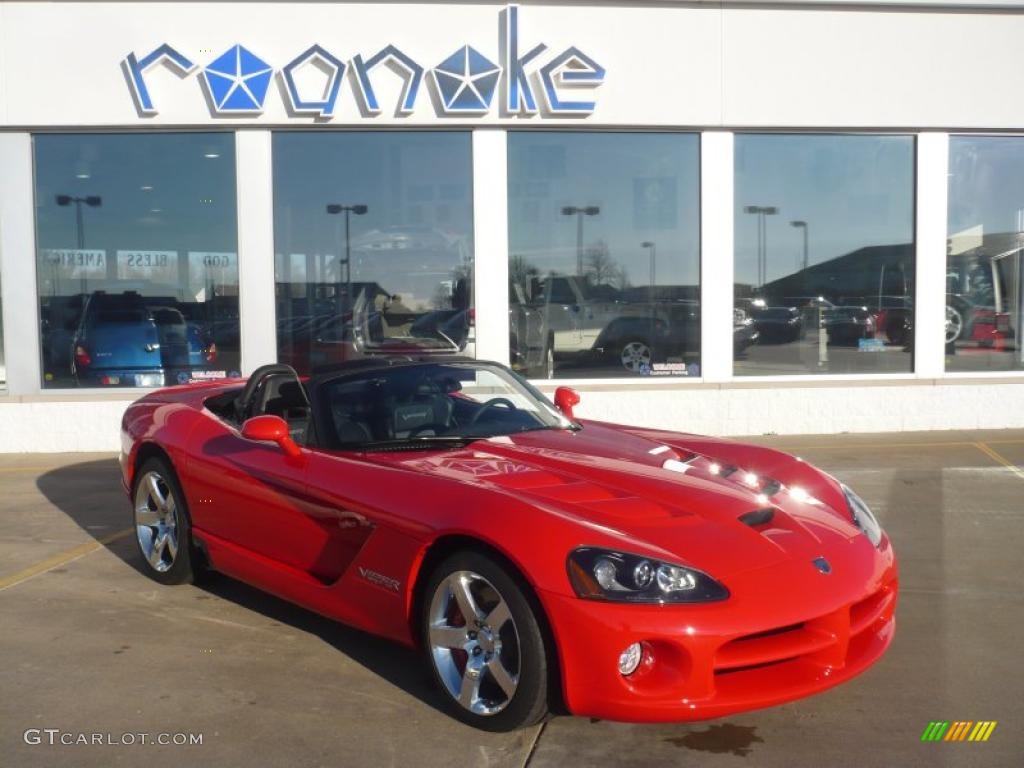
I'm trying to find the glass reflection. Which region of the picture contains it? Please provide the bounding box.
[34,133,240,388]
[0,281,5,389]
[946,137,1024,372]
[507,132,701,379]
[734,134,915,376]
[272,132,474,375]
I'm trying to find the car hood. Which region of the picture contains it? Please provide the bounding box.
[368,422,863,579]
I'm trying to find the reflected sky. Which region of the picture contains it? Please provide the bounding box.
[734,135,914,287]
[508,132,700,288]
[35,133,238,283]
[950,136,1024,239]
[272,131,473,310]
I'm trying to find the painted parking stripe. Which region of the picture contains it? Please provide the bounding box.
[0,528,133,592]
[974,442,1024,482]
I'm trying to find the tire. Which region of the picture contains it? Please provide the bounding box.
[422,550,549,731]
[619,340,652,373]
[131,457,197,586]
[530,338,555,380]
[946,305,964,344]
[886,317,908,346]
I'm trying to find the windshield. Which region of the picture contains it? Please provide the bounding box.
[319,362,571,449]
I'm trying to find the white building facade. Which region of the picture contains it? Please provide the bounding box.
[2,0,1024,451]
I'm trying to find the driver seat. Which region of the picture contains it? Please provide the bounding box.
[255,374,311,444]
[387,381,453,438]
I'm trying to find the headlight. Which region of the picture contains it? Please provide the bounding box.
[841,483,883,547]
[567,547,729,603]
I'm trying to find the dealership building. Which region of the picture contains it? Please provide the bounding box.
[1,0,1024,451]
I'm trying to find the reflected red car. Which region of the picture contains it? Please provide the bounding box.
[119,358,897,731]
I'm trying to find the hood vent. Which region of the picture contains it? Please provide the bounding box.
[738,508,775,528]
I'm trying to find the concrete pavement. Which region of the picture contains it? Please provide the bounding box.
[2,431,1023,767]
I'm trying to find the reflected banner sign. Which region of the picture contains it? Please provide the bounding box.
[122,5,605,119]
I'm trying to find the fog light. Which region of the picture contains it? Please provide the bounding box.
[618,642,642,676]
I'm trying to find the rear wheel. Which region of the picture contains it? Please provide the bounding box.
[132,457,196,585]
[422,551,549,731]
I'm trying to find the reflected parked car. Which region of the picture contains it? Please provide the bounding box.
[752,306,803,343]
[71,292,217,387]
[734,307,760,353]
[824,306,876,345]
[594,303,700,374]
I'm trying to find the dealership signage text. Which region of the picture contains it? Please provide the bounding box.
[123,5,605,119]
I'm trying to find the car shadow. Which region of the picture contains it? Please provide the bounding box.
[36,457,443,714]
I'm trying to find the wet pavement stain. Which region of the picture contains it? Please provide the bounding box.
[664,724,763,757]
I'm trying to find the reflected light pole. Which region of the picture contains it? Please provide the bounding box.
[743,205,778,289]
[641,241,656,293]
[56,194,102,296]
[642,240,657,361]
[326,203,368,317]
[790,220,809,273]
[561,205,600,276]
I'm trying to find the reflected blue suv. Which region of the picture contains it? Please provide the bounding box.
[71,292,217,387]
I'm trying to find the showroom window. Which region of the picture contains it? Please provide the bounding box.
[733,134,915,376]
[272,132,474,375]
[34,133,239,389]
[0,283,5,391]
[507,132,701,379]
[946,137,1024,372]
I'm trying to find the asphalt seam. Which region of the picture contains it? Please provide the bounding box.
[522,720,547,768]
[0,528,133,592]
[973,442,1024,483]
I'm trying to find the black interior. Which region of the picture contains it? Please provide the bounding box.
[205,360,560,452]
[255,374,313,444]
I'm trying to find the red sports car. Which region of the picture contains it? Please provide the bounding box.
[119,358,897,731]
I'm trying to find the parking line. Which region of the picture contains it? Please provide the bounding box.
[765,440,977,452]
[0,528,133,592]
[763,438,1024,453]
[974,442,1024,482]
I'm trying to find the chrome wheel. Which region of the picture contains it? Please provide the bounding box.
[946,306,964,343]
[427,570,520,716]
[621,341,652,373]
[134,471,179,573]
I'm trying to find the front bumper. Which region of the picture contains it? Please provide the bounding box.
[541,553,897,723]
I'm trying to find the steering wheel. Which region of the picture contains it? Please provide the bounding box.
[469,397,517,425]
[407,424,449,438]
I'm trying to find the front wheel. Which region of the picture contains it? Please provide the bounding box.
[132,457,196,585]
[422,551,549,731]
[946,305,964,344]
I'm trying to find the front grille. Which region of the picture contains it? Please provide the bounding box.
[715,622,834,673]
[714,582,896,677]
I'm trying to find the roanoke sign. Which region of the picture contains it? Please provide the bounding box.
[122,5,605,119]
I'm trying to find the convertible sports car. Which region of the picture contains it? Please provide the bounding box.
[119,357,897,731]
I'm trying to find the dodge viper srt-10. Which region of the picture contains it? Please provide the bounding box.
[120,357,897,731]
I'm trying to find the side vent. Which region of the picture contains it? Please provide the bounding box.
[738,508,775,527]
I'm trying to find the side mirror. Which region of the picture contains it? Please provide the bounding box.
[554,386,580,420]
[241,415,301,458]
